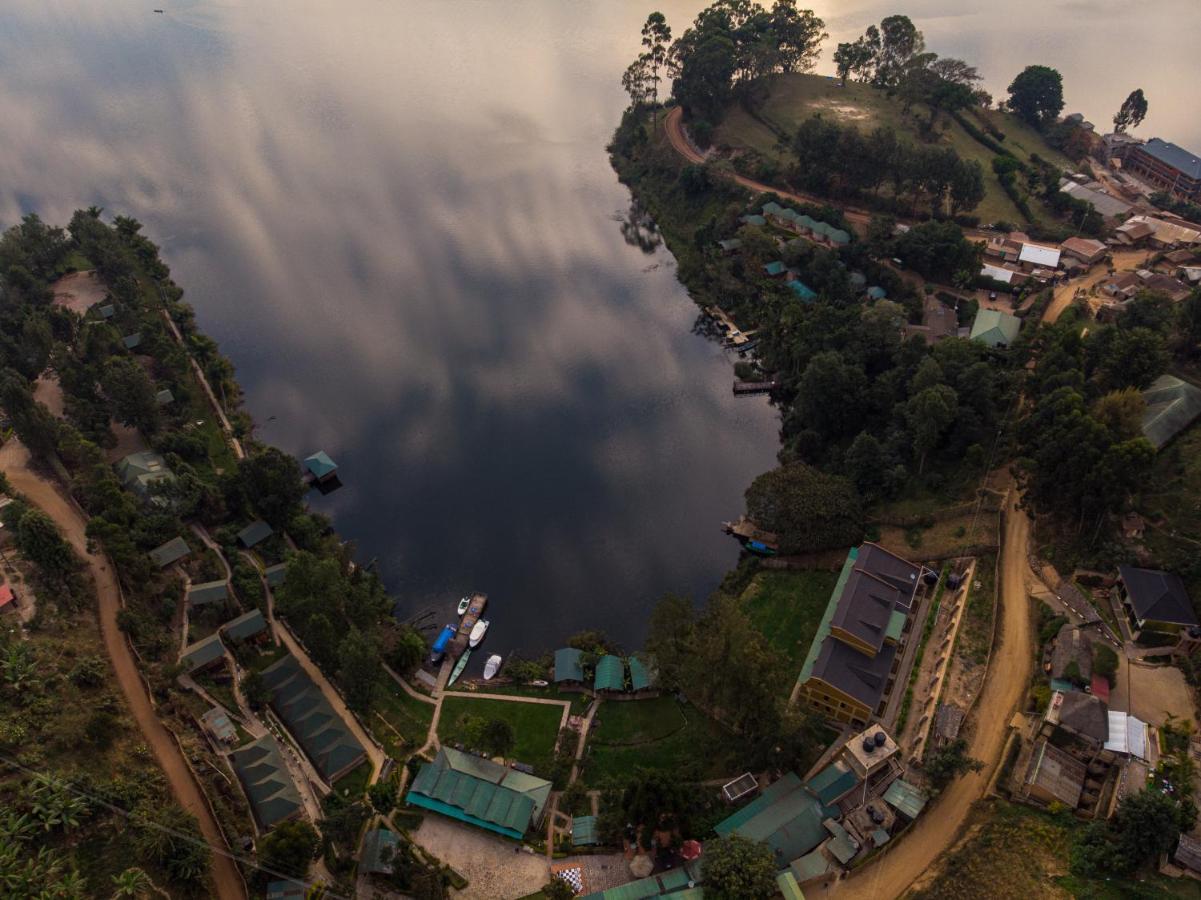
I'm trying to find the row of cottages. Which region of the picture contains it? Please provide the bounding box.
[229,734,305,831]
[1113,214,1201,250]
[714,724,926,892]
[794,544,924,728]
[405,746,552,840]
[552,648,657,696]
[759,202,852,248]
[259,654,367,784]
[982,232,1114,285]
[178,608,271,674]
[1099,267,1193,305]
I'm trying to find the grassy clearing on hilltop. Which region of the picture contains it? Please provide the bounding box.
[714,72,1075,226]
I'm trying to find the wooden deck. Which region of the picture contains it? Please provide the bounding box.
[722,515,780,551]
[450,592,487,657]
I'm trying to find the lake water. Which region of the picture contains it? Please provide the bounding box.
[0,1,1194,656]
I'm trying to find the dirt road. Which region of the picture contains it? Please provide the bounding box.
[663,107,993,243]
[0,439,246,900]
[833,492,1033,900]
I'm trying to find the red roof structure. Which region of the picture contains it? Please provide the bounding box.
[0,584,14,610]
[1090,674,1111,704]
[680,840,702,861]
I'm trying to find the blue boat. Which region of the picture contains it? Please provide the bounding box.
[746,540,777,557]
[430,624,457,664]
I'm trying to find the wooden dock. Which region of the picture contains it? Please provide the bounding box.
[733,379,779,395]
[706,306,756,347]
[722,516,780,552]
[450,593,487,657]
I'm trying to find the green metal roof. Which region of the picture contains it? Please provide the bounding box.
[825,818,859,863]
[149,536,190,568]
[360,828,399,875]
[764,261,787,276]
[790,848,832,882]
[716,772,803,835]
[572,814,598,845]
[237,520,274,548]
[229,735,303,829]
[121,332,142,350]
[796,214,818,230]
[155,388,174,406]
[777,871,806,900]
[762,202,784,215]
[180,633,225,671]
[628,655,653,691]
[187,580,228,607]
[970,308,1021,347]
[827,229,851,245]
[806,761,858,805]
[554,647,585,683]
[222,608,267,642]
[304,451,338,479]
[867,285,888,300]
[797,548,858,686]
[594,654,624,691]
[264,562,288,586]
[1141,374,1201,449]
[883,778,928,819]
[715,771,836,866]
[741,214,766,226]
[885,608,906,643]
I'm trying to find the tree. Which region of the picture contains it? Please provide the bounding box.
[744,462,863,554]
[894,221,984,283]
[905,384,959,473]
[540,878,577,900]
[874,15,924,87]
[369,779,397,815]
[1091,388,1145,441]
[227,446,304,527]
[795,350,868,440]
[1113,88,1148,133]
[924,738,983,790]
[671,27,738,125]
[1071,788,1196,877]
[132,805,211,884]
[102,357,160,435]
[257,819,319,879]
[14,508,77,589]
[388,625,427,677]
[646,593,695,691]
[1006,65,1064,128]
[703,834,778,899]
[622,55,653,111]
[110,867,154,899]
[640,12,673,123]
[481,718,515,758]
[833,36,874,86]
[337,628,382,713]
[242,670,270,709]
[768,1,827,74]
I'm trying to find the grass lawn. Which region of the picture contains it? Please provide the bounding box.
[241,642,290,673]
[713,72,1074,227]
[584,699,735,786]
[446,682,591,716]
[437,696,564,775]
[333,758,373,797]
[738,569,839,673]
[590,697,686,746]
[374,685,435,758]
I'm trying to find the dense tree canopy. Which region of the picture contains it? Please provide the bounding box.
[744,462,864,553]
[1006,65,1064,128]
[703,834,779,899]
[1112,88,1148,133]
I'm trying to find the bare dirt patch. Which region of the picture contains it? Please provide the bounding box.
[1111,656,1197,729]
[412,815,548,900]
[105,420,148,463]
[50,270,107,314]
[812,99,873,121]
[33,372,65,418]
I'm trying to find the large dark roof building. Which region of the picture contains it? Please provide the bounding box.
[796,544,921,727]
[229,735,303,830]
[260,655,366,783]
[1117,565,1197,635]
[1119,138,1201,201]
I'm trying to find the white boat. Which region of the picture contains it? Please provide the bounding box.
[456,596,470,616]
[530,679,549,688]
[483,654,502,681]
[468,618,490,648]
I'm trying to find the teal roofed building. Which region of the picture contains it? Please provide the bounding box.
[155,388,174,406]
[186,579,228,609]
[762,201,784,216]
[180,633,225,673]
[579,860,702,899]
[1141,374,1201,449]
[627,655,654,692]
[714,771,840,867]
[260,655,366,783]
[264,562,288,587]
[867,286,888,300]
[883,778,928,820]
[969,308,1021,348]
[360,827,400,875]
[304,451,338,482]
[796,214,818,232]
[788,280,818,301]
[116,451,174,500]
[222,608,268,643]
[827,228,851,245]
[593,655,624,692]
[764,260,788,277]
[230,735,303,830]
[741,214,766,226]
[572,814,598,845]
[406,747,551,840]
[149,536,190,569]
[237,520,274,548]
[554,647,585,684]
[806,760,858,805]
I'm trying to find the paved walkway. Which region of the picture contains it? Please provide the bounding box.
[569,698,601,784]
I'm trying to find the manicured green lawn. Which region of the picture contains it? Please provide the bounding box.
[739,569,839,672]
[583,699,734,786]
[437,696,563,775]
[446,683,591,715]
[590,697,686,746]
[334,759,372,796]
[375,685,435,757]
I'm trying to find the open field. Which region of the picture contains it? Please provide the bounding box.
[437,696,563,774]
[375,683,435,757]
[739,568,839,671]
[714,73,1074,226]
[590,696,687,746]
[584,698,735,786]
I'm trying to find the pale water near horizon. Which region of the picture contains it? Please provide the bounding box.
[0,0,1195,657]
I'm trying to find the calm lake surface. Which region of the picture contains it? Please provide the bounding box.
[0,1,1195,655]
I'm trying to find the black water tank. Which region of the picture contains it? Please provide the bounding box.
[923,570,939,586]
[874,731,887,747]
[863,737,876,753]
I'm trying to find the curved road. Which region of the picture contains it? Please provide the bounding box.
[0,439,246,900]
[834,491,1032,900]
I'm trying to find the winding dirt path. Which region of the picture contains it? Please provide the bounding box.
[833,491,1033,900]
[0,439,246,900]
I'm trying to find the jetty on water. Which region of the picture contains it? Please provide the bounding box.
[450,593,488,657]
[733,378,780,396]
[706,306,755,347]
[722,515,780,553]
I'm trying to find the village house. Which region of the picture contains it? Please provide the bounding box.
[359,827,400,877]
[979,262,1027,289]
[1135,269,1192,302]
[1018,739,1086,808]
[1058,179,1133,219]
[1141,374,1201,449]
[221,608,269,645]
[180,633,226,674]
[200,706,238,746]
[116,451,175,501]
[1100,271,1142,301]
[1059,236,1108,267]
[795,544,921,728]
[1113,219,1155,247]
[1018,242,1062,273]
[1115,565,1198,638]
[148,536,190,569]
[1048,622,1092,690]
[237,519,274,549]
[1116,137,1201,202]
[552,646,586,690]
[984,234,1023,264]
[186,579,229,611]
[969,308,1021,348]
[1040,690,1109,751]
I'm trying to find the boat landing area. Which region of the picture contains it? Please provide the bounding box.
[450,592,487,657]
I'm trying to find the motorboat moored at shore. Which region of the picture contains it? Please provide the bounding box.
[430,623,457,664]
[483,654,502,681]
[457,596,470,616]
[468,618,490,648]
